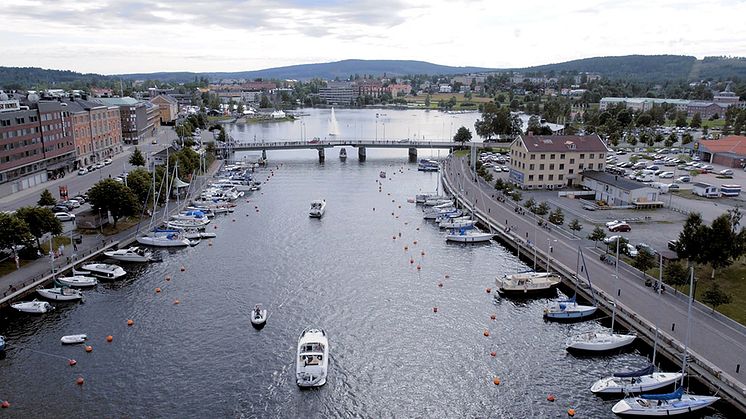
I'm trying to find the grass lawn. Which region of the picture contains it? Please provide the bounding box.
[40,236,72,254]
[0,258,31,277]
[100,217,140,236]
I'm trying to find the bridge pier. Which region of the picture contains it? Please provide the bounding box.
[408,147,417,162]
[358,146,366,161]
[317,147,325,162]
[261,150,267,161]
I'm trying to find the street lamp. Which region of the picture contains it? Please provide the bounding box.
[547,238,557,273]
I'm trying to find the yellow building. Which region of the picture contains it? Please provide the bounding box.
[150,94,179,125]
[508,134,609,189]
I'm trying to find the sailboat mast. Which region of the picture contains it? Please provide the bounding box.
[681,267,695,387]
[652,253,663,366]
[611,236,620,333]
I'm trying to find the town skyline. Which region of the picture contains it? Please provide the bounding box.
[3,0,746,74]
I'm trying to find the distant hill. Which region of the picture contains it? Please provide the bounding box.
[116,60,496,82]
[3,56,746,89]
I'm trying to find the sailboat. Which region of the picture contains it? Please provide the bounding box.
[544,248,598,321]
[611,269,719,415]
[328,107,340,137]
[592,253,683,394]
[567,237,635,352]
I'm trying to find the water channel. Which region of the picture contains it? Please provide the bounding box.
[0,109,732,417]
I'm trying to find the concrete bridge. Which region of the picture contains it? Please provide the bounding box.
[216,139,495,161]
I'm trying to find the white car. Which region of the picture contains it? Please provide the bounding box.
[719,169,734,176]
[625,243,639,257]
[95,163,105,169]
[605,220,623,228]
[104,158,112,165]
[77,168,88,176]
[54,212,76,222]
[603,235,623,244]
[658,171,674,178]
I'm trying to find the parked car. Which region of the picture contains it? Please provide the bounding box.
[624,244,639,257]
[95,163,105,169]
[72,195,86,204]
[677,175,691,183]
[636,243,655,254]
[52,205,69,213]
[605,220,623,228]
[667,183,681,190]
[609,223,631,232]
[719,169,734,176]
[77,168,88,176]
[701,165,714,172]
[582,204,596,211]
[54,212,76,222]
[667,239,680,251]
[104,158,112,165]
[64,199,81,208]
[658,171,674,178]
[604,235,623,244]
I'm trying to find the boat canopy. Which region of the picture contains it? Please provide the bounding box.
[613,364,654,378]
[172,177,190,188]
[640,387,684,400]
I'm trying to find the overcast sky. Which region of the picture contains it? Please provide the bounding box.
[2,0,745,74]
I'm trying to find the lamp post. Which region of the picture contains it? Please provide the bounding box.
[547,238,557,273]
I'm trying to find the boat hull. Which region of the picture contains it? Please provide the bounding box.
[251,309,268,328]
[567,333,636,352]
[61,334,87,345]
[37,288,83,301]
[137,236,190,247]
[445,234,493,243]
[11,301,53,314]
[57,276,97,288]
[296,328,329,388]
[544,305,598,321]
[611,395,719,416]
[592,372,684,394]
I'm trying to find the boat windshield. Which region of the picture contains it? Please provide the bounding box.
[301,342,324,353]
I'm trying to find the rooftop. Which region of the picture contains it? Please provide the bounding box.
[582,171,651,191]
[516,134,608,153]
[94,97,140,106]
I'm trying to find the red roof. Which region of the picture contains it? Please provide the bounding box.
[516,134,608,153]
[699,136,746,155]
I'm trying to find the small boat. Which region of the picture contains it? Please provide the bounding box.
[415,192,438,203]
[423,198,453,206]
[103,246,153,263]
[251,304,267,328]
[296,327,329,387]
[566,330,636,352]
[60,334,87,345]
[439,218,475,229]
[497,272,561,295]
[37,287,83,301]
[446,228,494,243]
[379,171,387,178]
[137,231,191,247]
[423,207,460,220]
[611,387,719,416]
[339,148,347,160]
[544,296,597,320]
[417,159,440,172]
[81,263,126,280]
[309,199,326,218]
[11,300,54,314]
[57,275,98,288]
[0,335,5,352]
[591,365,684,394]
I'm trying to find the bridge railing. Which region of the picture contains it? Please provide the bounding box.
[215,139,492,149]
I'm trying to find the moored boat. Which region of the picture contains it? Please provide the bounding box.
[309,199,326,218]
[566,330,636,352]
[251,304,267,328]
[11,300,54,314]
[60,334,88,345]
[0,335,5,352]
[80,263,126,280]
[296,327,329,387]
[544,296,597,320]
[611,387,719,416]
[37,287,83,301]
[379,171,386,178]
[339,148,347,160]
[56,275,98,288]
[445,228,494,243]
[497,272,561,294]
[103,246,153,263]
[591,365,683,394]
[137,230,191,247]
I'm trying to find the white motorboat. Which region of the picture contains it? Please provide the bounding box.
[296,328,329,388]
[423,198,453,206]
[11,300,54,314]
[423,207,459,220]
[60,334,87,345]
[56,275,98,288]
[566,330,636,352]
[251,304,267,328]
[497,272,561,294]
[591,365,684,394]
[167,217,210,229]
[439,218,475,229]
[544,296,597,320]
[612,387,719,416]
[103,246,153,263]
[339,148,347,160]
[80,263,126,280]
[137,230,191,247]
[309,199,326,218]
[446,228,494,243]
[379,171,386,178]
[37,287,83,301]
[415,192,438,203]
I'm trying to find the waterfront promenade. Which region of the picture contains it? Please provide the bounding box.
[443,156,746,409]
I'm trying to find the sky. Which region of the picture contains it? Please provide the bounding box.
[1,0,746,75]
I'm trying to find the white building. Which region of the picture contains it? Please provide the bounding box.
[581,171,662,208]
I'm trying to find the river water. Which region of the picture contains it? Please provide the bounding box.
[0,109,731,417]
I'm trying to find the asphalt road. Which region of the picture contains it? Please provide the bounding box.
[447,156,746,392]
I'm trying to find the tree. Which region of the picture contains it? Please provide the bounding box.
[88,179,140,227]
[534,201,550,217]
[568,219,582,235]
[675,111,688,127]
[523,197,536,211]
[129,147,146,167]
[14,206,63,251]
[588,226,606,248]
[494,178,506,190]
[453,126,473,143]
[664,133,677,148]
[704,212,746,279]
[663,261,688,286]
[526,115,542,135]
[0,212,33,256]
[511,190,522,201]
[633,248,655,278]
[548,207,564,225]
[38,189,56,206]
[424,94,431,108]
[607,236,629,255]
[126,168,152,207]
[259,95,272,108]
[690,112,702,128]
[681,132,693,145]
[702,282,731,312]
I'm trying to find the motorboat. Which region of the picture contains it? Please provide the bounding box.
[80,263,126,280]
[180,228,217,240]
[103,246,153,263]
[137,230,191,247]
[185,206,215,218]
[167,215,210,229]
[415,192,438,203]
[296,327,329,387]
[61,334,88,345]
[612,387,719,416]
[11,300,54,314]
[432,209,464,222]
[37,287,83,301]
[445,228,494,243]
[339,148,347,160]
[423,198,453,206]
[544,296,597,320]
[418,159,439,172]
[309,199,326,218]
[56,275,98,288]
[439,218,475,229]
[566,330,636,352]
[251,304,267,328]
[423,207,460,220]
[591,365,684,394]
[379,171,387,178]
[497,272,561,294]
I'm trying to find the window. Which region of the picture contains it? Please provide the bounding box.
[528,175,534,181]
[538,174,544,181]
[548,174,554,180]
[560,154,565,159]
[530,154,535,160]
[549,164,555,170]
[599,164,604,171]
[580,154,585,159]
[559,164,564,170]
[569,169,574,174]
[570,158,575,164]
[529,164,535,170]
[539,164,545,170]
[540,154,546,160]
[588,163,594,169]
[579,163,585,169]
[559,174,564,180]
[550,154,555,159]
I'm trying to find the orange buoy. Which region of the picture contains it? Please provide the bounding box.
[445,274,450,279]
[155,287,162,293]
[547,394,556,402]
[173,299,180,305]
[567,408,576,417]
[438,282,443,288]
[395,216,399,219]
[85,345,93,353]
[127,319,134,326]
[413,240,418,245]
[483,330,490,337]
[68,359,77,366]
[106,335,113,342]
[392,236,396,240]
[391,212,395,216]
[232,219,236,222]
[398,205,401,209]
[404,246,408,251]
[1,401,10,408]
[492,377,501,385]
[490,351,497,357]
[409,259,414,264]
[373,207,375,211]
[416,265,421,270]
[433,307,438,313]
[76,376,84,386]
[180,265,185,272]
[490,314,497,320]
[398,231,401,237]
[391,199,395,203]
[165,275,171,281]
[486,288,492,294]
[208,240,213,246]
[421,251,425,256]
[416,227,420,231]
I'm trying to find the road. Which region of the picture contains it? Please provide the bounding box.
[0,126,179,212]
[445,156,746,394]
